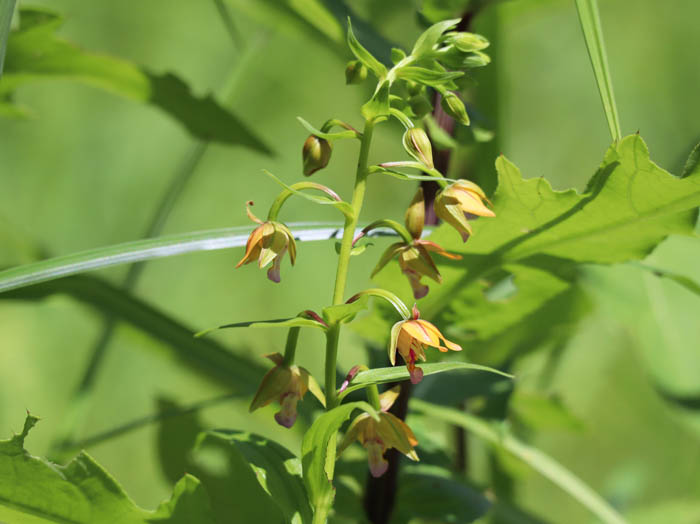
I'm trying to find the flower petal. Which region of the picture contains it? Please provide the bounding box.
[371,242,406,277]
[388,321,404,366]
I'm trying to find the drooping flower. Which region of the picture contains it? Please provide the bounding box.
[338,387,418,477]
[434,179,494,242]
[389,305,462,384]
[249,353,324,428]
[402,127,434,169]
[371,188,461,299]
[235,202,297,283]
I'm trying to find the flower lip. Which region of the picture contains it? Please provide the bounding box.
[388,312,461,383]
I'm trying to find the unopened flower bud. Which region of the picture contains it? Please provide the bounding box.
[302,135,332,176]
[404,188,425,240]
[345,60,368,85]
[449,32,490,52]
[409,95,432,118]
[402,127,433,169]
[440,91,470,126]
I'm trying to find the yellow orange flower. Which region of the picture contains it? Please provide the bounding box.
[389,306,461,384]
[434,179,495,242]
[235,202,297,283]
[371,188,461,299]
[249,353,324,428]
[338,388,418,477]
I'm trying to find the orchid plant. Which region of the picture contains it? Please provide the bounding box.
[199,18,503,522]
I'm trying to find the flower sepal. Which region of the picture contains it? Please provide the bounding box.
[249,353,325,428]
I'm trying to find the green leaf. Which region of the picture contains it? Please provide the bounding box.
[0,222,346,293]
[347,18,387,79]
[199,315,328,337]
[3,275,266,393]
[396,66,463,86]
[1,7,270,152]
[411,18,460,58]
[198,430,313,524]
[301,402,377,517]
[297,116,358,140]
[263,170,354,218]
[0,415,216,523]
[632,262,700,298]
[574,0,621,141]
[393,465,491,523]
[361,80,391,121]
[322,294,369,325]
[682,140,700,178]
[0,0,15,77]
[225,0,343,46]
[411,399,626,524]
[338,362,513,400]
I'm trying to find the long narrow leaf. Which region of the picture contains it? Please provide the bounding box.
[0,0,15,77]
[575,0,621,141]
[0,223,346,293]
[3,275,266,392]
[412,399,626,524]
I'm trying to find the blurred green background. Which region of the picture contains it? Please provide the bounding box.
[1,0,699,522]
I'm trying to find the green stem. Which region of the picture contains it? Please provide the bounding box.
[324,325,341,410]
[332,120,375,305]
[282,326,300,366]
[317,119,375,524]
[366,384,381,411]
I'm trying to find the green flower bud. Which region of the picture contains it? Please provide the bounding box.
[345,60,368,85]
[402,127,434,169]
[448,32,490,53]
[440,91,470,126]
[404,188,425,240]
[409,95,432,119]
[302,135,332,176]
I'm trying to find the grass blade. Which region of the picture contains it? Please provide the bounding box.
[0,0,15,77]
[574,0,621,141]
[0,223,346,293]
[412,399,626,524]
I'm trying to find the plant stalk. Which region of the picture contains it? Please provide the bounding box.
[317,119,375,524]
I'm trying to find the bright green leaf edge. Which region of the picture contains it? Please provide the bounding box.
[412,399,626,524]
[338,362,513,400]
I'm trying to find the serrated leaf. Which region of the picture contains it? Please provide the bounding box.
[338,362,513,400]
[322,293,369,325]
[347,18,387,78]
[301,402,377,517]
[198,430,313,524]
[1,7,270,152]
[411,18,460,58]
[0,415,216,523]
[412,400,626,524]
